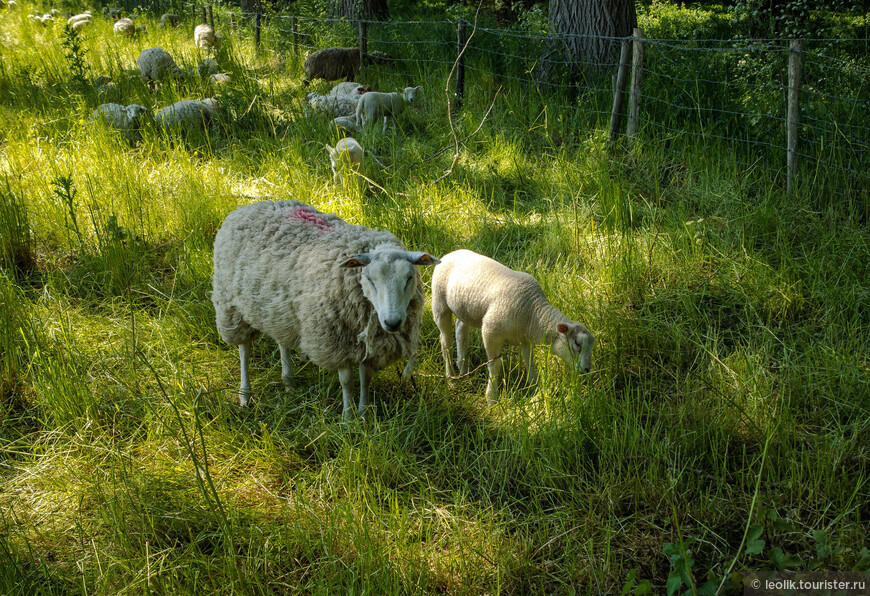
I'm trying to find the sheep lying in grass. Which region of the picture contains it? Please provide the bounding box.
[432,249,594,403]
[113,17,135,36]
[211,200,439,417]
[155,98,218,133]
[326,137,363,185]
[307,92,359,118]
[329,82,372,97]
[356,86,422,133]
[138,47,184,83]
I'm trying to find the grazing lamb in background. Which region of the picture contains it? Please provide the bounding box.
[91,103,152,136]
[211,200,439,417]
[307,92,359,118]
[432,249,594,403]
[137,47,184,83]
[155,98,218,132]
[303,47,360,85]
[356,86,422,133]
[326,137,364,185]
[194,23,221,49]
[113,17,135,36]
[329,82,372,97]
[158,13,179,28]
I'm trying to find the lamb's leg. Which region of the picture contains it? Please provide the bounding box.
[382,116,389,134]
[357,364,372,418]
[238,339,253,406]
[279,344,293,387]
[339,368,354,420]
[520,343,538,386]
[433,300,455,378]
[455,320,470,375]
[482,334,505,404]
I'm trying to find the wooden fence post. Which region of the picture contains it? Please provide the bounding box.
[254,10,261,50]
[201,6,207,23]
[455,19,467,110]
[608,38,632,142]
[359,21,368,66]
[208,4,213,28]
[292,16,298,56]
[626,27,645,140]
[787,39,802,195]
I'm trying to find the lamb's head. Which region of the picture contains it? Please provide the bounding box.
[341,249,440,333]
[553,323,594,374]
[400,86,422,104]
[124,104,152,127]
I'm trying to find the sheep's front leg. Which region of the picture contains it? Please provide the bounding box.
[482,335,505,404]
[455,320,470,375]
[279,344,293,388]
[520,343,538,386]
[357,364,372,418]
[433,305,455,378]
[339,368,355,420]
[238,339,253,406]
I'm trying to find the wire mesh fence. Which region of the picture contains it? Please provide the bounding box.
[127,1,870,208]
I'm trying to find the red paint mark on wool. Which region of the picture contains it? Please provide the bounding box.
[286,205,334,233]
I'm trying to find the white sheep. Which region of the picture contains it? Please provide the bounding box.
[431,249,594,403]
[326,137,363,185]
[91,103,152,136]
[211,200,439,417]
[329,82,372,98]
[137,47,184,83]
[194,23,221,50]
[307,92,359,118]
[210,73,231,85]
[154,98,218,132]
[355,86,422,133]
[113,17,135,36]
[70,18,91,30]
[66,11,91,25]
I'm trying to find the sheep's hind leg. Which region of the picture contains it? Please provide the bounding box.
[482,334,505,404]
[357,364,372,419]
[520,343,538,386]
[238,339,253,406]
[279,344,293,388]
[455,320,470,375]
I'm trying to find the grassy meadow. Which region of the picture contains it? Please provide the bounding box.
[1,2,869,594]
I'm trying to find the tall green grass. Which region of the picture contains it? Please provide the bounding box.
[0,2,868,594]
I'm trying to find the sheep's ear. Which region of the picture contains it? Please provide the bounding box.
[556,323,570,335]
[415,86,422,91]
[340,254,372,268]
[405,252,440,267]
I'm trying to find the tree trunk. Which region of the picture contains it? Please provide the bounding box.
[329,0,389,21]
[548,0,637,69]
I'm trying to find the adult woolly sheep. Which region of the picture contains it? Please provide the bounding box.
[158,13,179,28]
[91,103,152,136]
[432,249,594,403]
[137,47,183,83]
[211,200,439,417]
[356,86,422,133]
[113,17,135,36]
[194,23,221,49]
[303,47,359,86]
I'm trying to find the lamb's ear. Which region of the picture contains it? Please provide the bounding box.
[556,323,570,335]
[405,251,440,267]
[340,254,372,268]
[415,86,422,92]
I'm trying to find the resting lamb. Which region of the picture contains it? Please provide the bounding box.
[431,249,594,403]
[211,200,439,417]
[307,92,359,118]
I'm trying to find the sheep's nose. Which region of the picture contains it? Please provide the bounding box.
[382,318,402,333]
[582,366,591,374]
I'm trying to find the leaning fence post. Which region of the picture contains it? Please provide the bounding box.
[608,37,632,142]
[359,21,368,66]
[455,19,467,110]
[787,39,802,195]
[626,27,645,140]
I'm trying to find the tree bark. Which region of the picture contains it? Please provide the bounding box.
[548,0,637,70]
[329,0,389,21]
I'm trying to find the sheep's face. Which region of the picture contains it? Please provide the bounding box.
[554,323,594,374]
[401,86,423,104]
[341,250,440,333]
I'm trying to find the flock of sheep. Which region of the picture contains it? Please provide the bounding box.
[16,3,596,418]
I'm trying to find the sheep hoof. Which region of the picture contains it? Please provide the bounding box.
[281,375,293,389]
[239,389,252,407]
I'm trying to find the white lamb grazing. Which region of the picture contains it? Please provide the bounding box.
[194,23,221,50]
[355,86,422,133]
[211,200,439,417]
[326,137,363,185]
[137,47,183,83]
[431,249,594,403]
